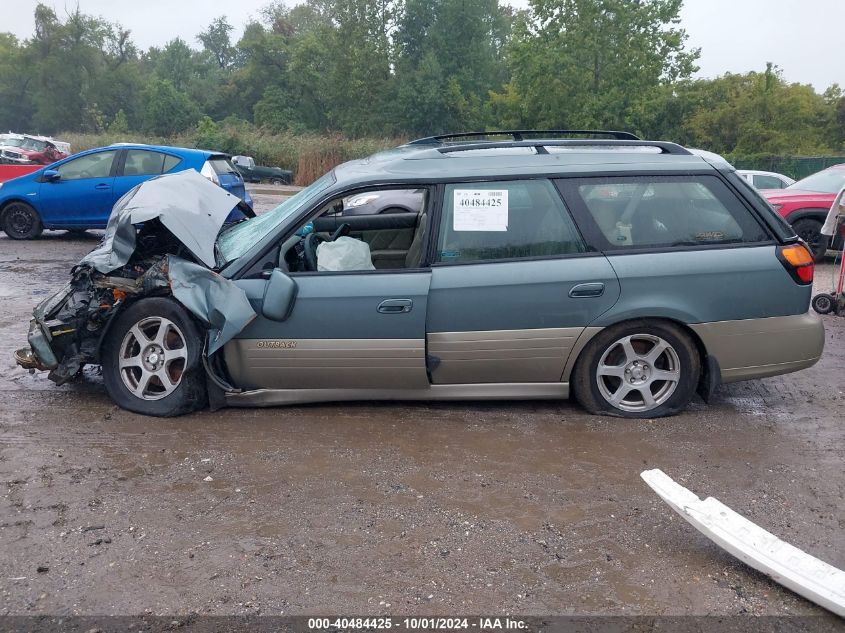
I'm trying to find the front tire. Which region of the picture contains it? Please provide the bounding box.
[2,202,43,239]
[572,320,700,418]
[102,298,207,417]
[791,218,828,262]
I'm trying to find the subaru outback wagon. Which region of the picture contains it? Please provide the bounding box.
[15,131,825,418]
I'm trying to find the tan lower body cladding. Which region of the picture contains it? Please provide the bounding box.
[223,338,427,390]
[427,327,583,383]
[690,312,824,382]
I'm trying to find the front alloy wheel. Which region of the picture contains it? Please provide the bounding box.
[118,317,188,400]
[102,297,207,416]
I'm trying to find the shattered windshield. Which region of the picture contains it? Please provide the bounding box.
[2,137,24,147]
[21,138,47,151]
[217,171,335,264]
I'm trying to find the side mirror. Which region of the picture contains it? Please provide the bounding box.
[261,269,297,321]
[43,169,60,182]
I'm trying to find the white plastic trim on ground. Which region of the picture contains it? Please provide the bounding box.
[640,468,845,617]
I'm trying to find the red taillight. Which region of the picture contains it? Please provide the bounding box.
[777,244,814,284]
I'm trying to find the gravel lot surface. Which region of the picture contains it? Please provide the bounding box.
[0,188,842,618]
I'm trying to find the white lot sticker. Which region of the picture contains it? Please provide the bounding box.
[453,189,508,231]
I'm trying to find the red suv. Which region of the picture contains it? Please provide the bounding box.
[761,164,845,260]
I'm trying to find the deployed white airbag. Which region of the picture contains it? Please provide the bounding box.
[316,236,375,271]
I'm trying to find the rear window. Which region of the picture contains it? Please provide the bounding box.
[562,176,769,250]
[207,157,238,176]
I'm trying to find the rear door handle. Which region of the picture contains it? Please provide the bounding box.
[94,183,110,190]
[569,282,605,298]
[378,298,413,314]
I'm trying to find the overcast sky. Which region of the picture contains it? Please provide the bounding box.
[4,0,844,91]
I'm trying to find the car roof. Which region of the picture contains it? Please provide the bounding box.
[332,132,729,187]
[103,143,221,158]
[738,169,790,177]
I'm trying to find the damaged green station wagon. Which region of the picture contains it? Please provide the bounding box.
[15,131,825,418]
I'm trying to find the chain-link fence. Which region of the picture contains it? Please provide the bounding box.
[731,156,845,180]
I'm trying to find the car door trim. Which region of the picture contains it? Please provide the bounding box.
[225,381,570,407]
[428,327,583,384]
[223,338,429,390]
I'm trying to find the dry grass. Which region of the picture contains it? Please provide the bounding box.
[59,128,404,185]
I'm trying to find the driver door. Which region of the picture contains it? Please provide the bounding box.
[226,272,432,391]
[38,150,118,227]
[223,185,434,392]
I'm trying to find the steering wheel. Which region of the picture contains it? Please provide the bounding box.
[302,223,352,271]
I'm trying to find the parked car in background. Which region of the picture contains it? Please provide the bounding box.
[761,163,845,260]
[738,169,794,189]
[14,130,824,419]
[0,133,26,164]
[340,188,426,216]
[0,134,71,165]
[0,144,253,239]
[232,155,292,185]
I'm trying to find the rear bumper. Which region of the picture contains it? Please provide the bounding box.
[690,312,824,383]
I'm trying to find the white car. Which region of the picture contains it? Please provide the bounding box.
[738,169,795,190]
[0,132,27,164]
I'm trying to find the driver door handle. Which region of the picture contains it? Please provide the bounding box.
[94,183,111,190]
[378,298,413,314]
[569,282,605,298]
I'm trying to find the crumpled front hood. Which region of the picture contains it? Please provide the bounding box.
[82,169,241,273]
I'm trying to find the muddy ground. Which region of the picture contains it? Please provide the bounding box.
[0,189,842,617]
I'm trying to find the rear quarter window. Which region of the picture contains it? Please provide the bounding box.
[559,175,770,251]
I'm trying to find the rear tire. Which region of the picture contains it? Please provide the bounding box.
[572,320,700,418]
[102,298,207,417]
[2,202,43,239]
[791,218,828,262]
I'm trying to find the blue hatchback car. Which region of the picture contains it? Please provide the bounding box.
[0,144,253,239]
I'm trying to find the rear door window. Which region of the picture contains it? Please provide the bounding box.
[559,175,769,250]
[434,179,585,264]
[122,150,169,176]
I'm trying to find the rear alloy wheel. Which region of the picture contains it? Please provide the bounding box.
[791,218,828,262]
[573,321,700,418]
[2,202,43,239]
[103,298,207,416]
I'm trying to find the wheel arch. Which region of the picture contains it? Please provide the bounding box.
[93,295,207,363]
[564,316,712,397]
[784,208,828,224]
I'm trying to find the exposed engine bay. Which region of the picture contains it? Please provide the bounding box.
[15,170,257,389]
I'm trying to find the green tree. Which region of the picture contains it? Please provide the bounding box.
[394,0,512,135]
[197,16,237,70]
[495,0,699,130]
[140,77,200,135]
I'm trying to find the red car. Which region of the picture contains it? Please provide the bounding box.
[762,164,845,260]
[16,136,70,165]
